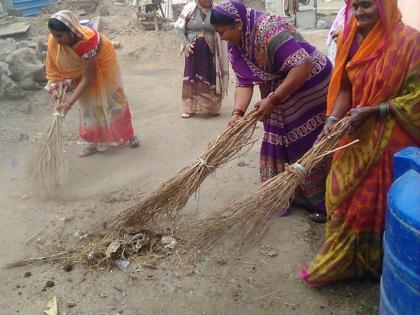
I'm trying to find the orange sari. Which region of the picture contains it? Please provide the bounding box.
[300,0,420,285]
[45,10,134,148]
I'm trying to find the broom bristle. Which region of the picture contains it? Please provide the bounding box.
[32,86,68,195]
[187,117,353,250]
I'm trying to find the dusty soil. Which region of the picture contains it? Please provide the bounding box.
[0,3,379,314]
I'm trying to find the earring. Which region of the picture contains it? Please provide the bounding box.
[238,27,242,30]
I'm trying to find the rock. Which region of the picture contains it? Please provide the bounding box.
[0,22,30,38]
[78,9,87,16]
[18,133,29,141]
[23,271,32,278]
[0,38,22,62]
[0,61,11,76]
[317,19,328,29]
[45,280,55,288]
[0,74,25,99]
[66,301,76,308]
[5,47,44,90]
[63,264,74,272]
[266,249,278,257]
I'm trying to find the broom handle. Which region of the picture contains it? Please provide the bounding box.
[55,84,68,117]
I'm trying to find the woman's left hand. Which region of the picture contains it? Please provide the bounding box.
[346,106,375,134]
[55,101,71,116]
[255,97,275,122]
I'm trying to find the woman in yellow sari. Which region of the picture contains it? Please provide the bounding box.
[45,10,139,157]
[300,0,420,286]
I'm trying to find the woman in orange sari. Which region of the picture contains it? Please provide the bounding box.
[45,10,139,157]
[300,0,420,285]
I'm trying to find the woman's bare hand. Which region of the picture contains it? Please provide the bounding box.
[228,113,243,128]
[255,97,274,122]
[345,106,375,134]
[185,43,195,55]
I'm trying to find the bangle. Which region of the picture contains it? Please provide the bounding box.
[379,103,389,118]
[326,115,339,123]
[268,92,280,105]
[232,109,245,117]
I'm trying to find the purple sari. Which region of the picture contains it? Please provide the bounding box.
[214,1,333,213]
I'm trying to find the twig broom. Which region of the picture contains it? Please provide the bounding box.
[189,117,357,249]
[107,108,260,230]
[32,85,68,195]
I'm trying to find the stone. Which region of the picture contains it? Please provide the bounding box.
[0,61,11,76]
[0,22,30,38]
[317,19,328,29]
[0,74,25,99]
[5,47,44,90]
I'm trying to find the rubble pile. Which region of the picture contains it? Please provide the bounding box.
[0,38,46,100]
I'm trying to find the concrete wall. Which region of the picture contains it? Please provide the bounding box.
[398,0,420,31]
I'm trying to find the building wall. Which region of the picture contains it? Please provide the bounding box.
[398,0,420,30]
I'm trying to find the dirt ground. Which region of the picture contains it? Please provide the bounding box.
[0,3,379,314]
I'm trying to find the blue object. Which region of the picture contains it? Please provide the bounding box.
[380,147,420,315]
[79,19,94,29]
[393,146,420,180]
[12,0,56,17]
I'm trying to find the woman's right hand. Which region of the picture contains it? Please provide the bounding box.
[228,113,243,128]
[185,43,195,55]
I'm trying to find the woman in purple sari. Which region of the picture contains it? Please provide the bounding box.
[210,1,333,220]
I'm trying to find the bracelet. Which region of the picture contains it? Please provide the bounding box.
[268,92,280,105]
[326,115,339,123]
[232,109,245,117]
[379,103,389,118]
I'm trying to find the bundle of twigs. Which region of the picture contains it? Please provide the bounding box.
[189,117,357,249]
[32,86,68,194]
[107,108,260,230]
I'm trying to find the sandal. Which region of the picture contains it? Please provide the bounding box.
[129,136,140,148]
[80,146,99,158]
[181,113,194,119]
[309,212,327,223]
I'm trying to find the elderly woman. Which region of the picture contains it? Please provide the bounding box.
[175,0,229,118]
[210,1,333,219]
[45,10,139,157]
[300,0,420,286]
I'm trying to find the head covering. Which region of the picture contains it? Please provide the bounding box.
[50,10,93,40]
[213,1,262,59]
[327,0,402,113]
[213,1,296,86]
